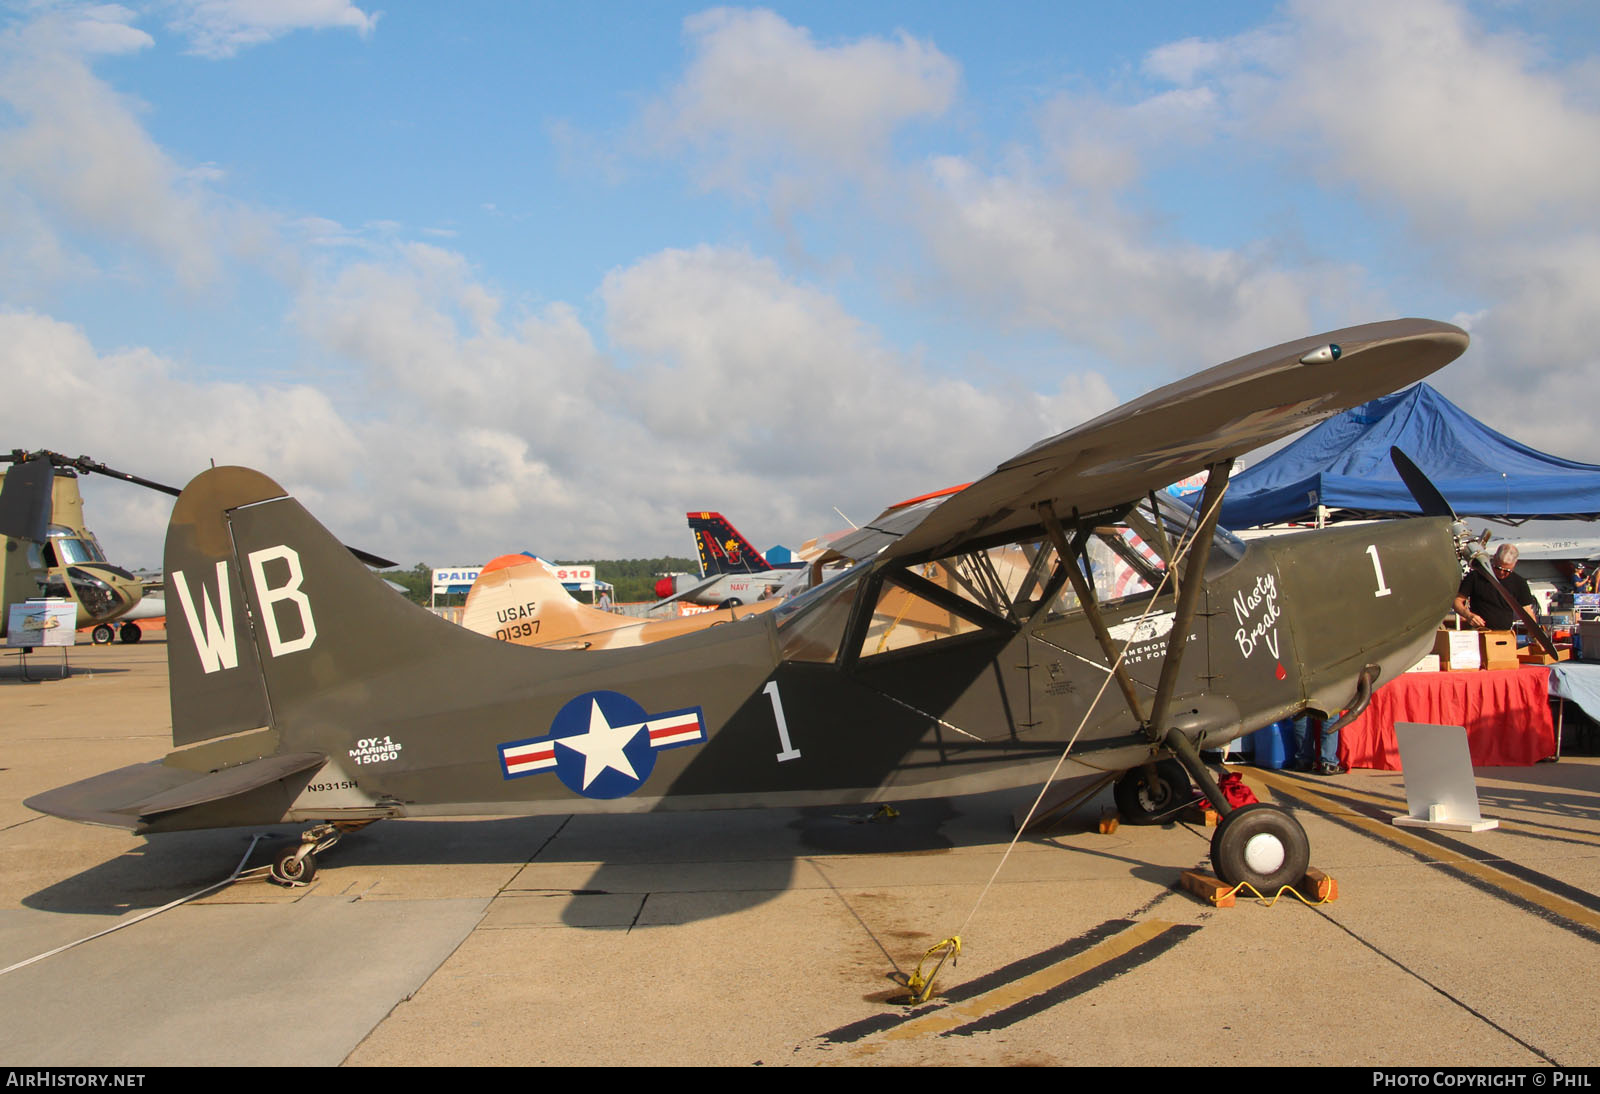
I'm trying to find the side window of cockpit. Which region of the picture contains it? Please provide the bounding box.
[858,543,1055,661]
[776,571,862,663]
[1045,525,1169,618]
[859,563,985,658]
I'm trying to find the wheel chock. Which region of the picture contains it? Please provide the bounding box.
[1299,867,1338,902]
[1180,867,1339,908]
[1181,869,1235,907]
[1097,807,1120,834]
[1185,804,1221,827]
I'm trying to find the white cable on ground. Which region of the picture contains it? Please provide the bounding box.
[0,834,267,977]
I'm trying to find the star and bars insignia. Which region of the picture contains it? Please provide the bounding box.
[498,690,707,799]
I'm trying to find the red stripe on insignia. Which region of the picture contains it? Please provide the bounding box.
[648,714,703,747]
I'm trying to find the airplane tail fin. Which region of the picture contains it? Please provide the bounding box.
[162,466,533,755]
[687,511,766,576]
[461,554,633,647]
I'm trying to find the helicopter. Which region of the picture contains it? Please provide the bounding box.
[0,452,158,645]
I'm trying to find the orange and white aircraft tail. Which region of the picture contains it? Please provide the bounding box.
[462,554,775,651]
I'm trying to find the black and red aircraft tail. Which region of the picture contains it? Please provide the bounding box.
[687,511,768,576]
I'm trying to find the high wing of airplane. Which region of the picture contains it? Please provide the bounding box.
[462,553,777,650]
[28,318,1476,896]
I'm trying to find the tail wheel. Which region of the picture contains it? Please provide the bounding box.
[1210,804,1309,892]
[1113,759,1194,824]
[270,846,318,886]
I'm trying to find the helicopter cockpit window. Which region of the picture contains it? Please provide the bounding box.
[50,532,106,565]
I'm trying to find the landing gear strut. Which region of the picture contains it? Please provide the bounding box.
[267,821,372,886]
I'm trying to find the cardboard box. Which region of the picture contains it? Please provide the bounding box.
[1519,647,1572,665]
[1481,630,1518,669]
[1581,621,1600,661]
[1407,654,1442,673]
[1434,628,1482,671]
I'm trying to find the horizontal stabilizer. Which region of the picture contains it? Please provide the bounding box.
[25,752,326,829]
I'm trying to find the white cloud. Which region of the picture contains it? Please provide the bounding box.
[163,0,378,59]
[901,155,1373,371]
[1141,0,1600,237]
[1130,0,1600,462]
[288,244,1122,565]
[649,7,959,190]
[0,12,277,291]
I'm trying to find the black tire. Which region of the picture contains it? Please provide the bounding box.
[119,622,142,644]
[270,846,317,886]
[91,624,114,645]
[1209,804,1310,892]
[1113,759,1194,824]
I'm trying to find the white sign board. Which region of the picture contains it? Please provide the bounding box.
[7,599,76,647]
[431,567,481,594]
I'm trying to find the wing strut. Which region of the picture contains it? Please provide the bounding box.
[1145,460,1236,815]
[1038,505,1147,725]
[1145,459,1231,745]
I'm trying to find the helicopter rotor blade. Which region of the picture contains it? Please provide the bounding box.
[0,455,54,542]
[4,449,397,570]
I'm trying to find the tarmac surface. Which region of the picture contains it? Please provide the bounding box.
[2,638,1598,1067]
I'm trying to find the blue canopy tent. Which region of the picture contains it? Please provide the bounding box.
[1203,383,1600,528]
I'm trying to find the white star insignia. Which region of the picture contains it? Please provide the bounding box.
[556,699,647,790]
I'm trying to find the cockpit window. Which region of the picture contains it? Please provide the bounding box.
[1046,494,1243,619]
[48,527,107,565]
[774,565,864,663]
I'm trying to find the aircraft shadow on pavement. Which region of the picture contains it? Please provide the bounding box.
[22,789,1067,925]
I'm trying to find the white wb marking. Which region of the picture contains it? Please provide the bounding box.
[172,545,318,674]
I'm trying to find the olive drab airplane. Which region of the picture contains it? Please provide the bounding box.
[29,319,1483,894]
[462,552,779,651]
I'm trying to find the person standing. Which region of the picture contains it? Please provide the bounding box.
[1453,544,1538,629]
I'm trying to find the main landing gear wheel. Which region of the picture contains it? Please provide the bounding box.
[1113,758,1194,824]
[91,624,114,645]
[119,622,141,644]
[1209,803,1310,892]
[270,845,317,885]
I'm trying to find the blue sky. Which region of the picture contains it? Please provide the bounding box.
[2,1,1598,569]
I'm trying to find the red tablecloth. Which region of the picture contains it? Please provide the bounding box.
[1339,667,1555,770]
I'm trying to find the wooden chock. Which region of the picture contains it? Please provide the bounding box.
[1181,869,1235,908]
[1097,807,1120,834]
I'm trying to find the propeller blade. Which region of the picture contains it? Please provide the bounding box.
[1388,448,1559,658]
[1389,447,1456,519]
